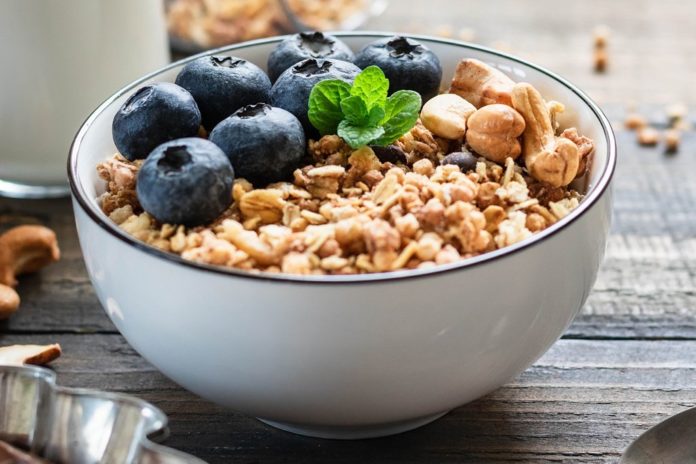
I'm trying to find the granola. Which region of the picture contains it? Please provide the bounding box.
[98,123,584,275]
[167,0,369,49]
[100,41,594,276]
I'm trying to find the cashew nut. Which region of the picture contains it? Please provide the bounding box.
[0,225,60,287]
[0,343,62,366]
[465,104,526,164]
[0,284,20,320]
[511,83,580,187]
[449,58,515,108]
[420,93,475,139]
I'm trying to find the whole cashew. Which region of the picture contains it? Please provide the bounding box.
[511,83,580,187]
[0,225,60,287]
[0,284,20,320]
[449,58,515,108]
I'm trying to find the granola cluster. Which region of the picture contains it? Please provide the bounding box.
[98,122,582,276]
[168,0,369,48]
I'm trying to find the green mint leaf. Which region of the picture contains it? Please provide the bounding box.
[367,106,386,127]
[372,90,422,146]
[340,95,369,126]
[350,65,389,111]
[308,79,352,135]
[337,120,385,149]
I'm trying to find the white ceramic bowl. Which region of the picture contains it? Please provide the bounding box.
[69,33,616,439]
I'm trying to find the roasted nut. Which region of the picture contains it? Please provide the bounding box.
[593,48,608,73]
[420,93,476,139]
[637,127,660,146]
[560,128,595,179]
[665,103,688,128]
[0,225,60,287]
[624,113,648,130]
[664,129,680,153]
[593,25,610,48]
[466,104,526,163]
[449,58,515,108]
[0,284,20,320]
[512,83,580,187]
[0,343,62,366]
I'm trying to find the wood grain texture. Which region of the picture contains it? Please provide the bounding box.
[1,333,695,463]
[1,2,695,461]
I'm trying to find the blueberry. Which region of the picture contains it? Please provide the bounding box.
[267,31,355,83]
[354,36,442,102]
[209,103,305,186]
[441,150,478,173]
[112,83,201,161]
[371,144,407,164]
[136,138,234,227]
[175,55,271,130]
[270,58,361,136]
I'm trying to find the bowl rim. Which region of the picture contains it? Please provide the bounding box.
[68,31,617,285]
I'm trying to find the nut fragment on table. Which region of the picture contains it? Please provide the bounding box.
[420,93,475,139]
[0,344,62,366]
[637,127,660,146]
[449,58,515,108]
[592,25,609,73]
[665,103,688,127]
[512,83,580,187]
[465,104,526,164]
[624,112,648,130]
[664,129,680,153]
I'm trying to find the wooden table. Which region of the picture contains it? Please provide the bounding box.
[2,1,695,462]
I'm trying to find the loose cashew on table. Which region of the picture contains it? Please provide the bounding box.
[0,225,60,319]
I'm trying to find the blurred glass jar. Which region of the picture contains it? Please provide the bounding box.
[167,0,387,54]
[0,0,170,198]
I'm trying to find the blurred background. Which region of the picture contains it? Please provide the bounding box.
[167,0,693,107]
[2,0,692,197]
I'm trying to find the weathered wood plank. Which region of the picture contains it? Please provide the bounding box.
[1,334,694,463]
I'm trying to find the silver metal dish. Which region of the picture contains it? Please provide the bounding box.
[0,365,206,464]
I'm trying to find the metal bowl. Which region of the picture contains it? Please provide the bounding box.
[0,365,205,464]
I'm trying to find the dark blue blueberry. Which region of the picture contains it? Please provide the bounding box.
[136,138,234,226]
[354,36,442,102]
[270,58,360,136]
[175,55,271,130]
[370,144,407,164]
[441,150,478,173]
[267,31,355,83]
[209,103,305,186]
[112,83,201,161]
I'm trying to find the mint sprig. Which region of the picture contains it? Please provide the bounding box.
[308,66,422,149]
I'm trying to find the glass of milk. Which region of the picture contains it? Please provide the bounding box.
[0,0,170,198]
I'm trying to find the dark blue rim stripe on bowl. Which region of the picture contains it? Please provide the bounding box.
[68,32,617,285]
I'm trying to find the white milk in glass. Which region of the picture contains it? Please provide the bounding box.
[0,0,169,197]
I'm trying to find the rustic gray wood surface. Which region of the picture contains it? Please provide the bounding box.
[1,1,695,462]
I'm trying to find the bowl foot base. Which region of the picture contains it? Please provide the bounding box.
[257,410,449,439]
